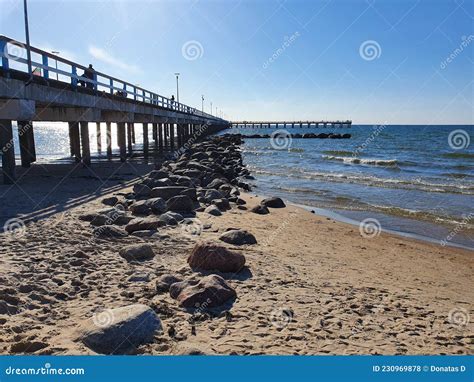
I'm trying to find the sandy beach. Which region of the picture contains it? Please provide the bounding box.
[0,136,472,356]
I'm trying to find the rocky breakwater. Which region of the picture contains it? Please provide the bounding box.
[76,134,284,354]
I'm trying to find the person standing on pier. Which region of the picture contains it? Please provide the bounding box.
[80,64,96,89]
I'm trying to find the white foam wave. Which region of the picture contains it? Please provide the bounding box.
[323,155,398,166]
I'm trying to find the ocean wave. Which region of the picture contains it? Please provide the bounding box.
[442,152,474,159]
[248,167,474,195]
[323,155,398,167]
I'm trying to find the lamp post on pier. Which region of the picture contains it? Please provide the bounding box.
[23,0,32,78]
[201,95,204,113]
[210,102,213,116]
[174,73,180,103]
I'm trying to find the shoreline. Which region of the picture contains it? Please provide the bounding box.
[0,134,472,355]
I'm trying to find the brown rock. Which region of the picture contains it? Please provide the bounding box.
[187,241,245,273]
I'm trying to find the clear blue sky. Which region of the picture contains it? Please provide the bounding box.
[1,0,473,124]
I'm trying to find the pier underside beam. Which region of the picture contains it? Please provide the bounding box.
[0,119,16,184]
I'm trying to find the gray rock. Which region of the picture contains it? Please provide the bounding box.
[158,212,178,226]
[93,225,128,238]
[147,197,166,214]
[130,200,151,216]
[148,170,169,179]
[128,273,150,282]
[166,195,195,212]
[204,189,224,203]
[214,198,231,211]
[204,205,222,216]
[131,230,157,237]
[133,183,151,197]
[119,244,155,262]
[219,229,257,245]
[156,274,181,293]
[79,304,161,354]
[102,196,119,206]
[261,197,286,208]
[250,204,269,215]
[125,217,165,233]
[180,188,197,201]
[150,186,188,200]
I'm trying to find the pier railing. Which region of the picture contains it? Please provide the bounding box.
[0,35,219,120]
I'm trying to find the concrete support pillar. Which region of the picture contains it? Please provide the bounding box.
[131,123,136,144]
[158,123,163,149]
[177,124,182,148]
[0,119,16,184]
[80,122,91,166]
[96,122,102,152]
[117,122,126,162]
[143,122,149,157]
[152,123,157,141]
[68,122,81,162]
[106,122,112,158]
[127,122,133,155]
[169,123,175,149]
[17,121,35,168]
[164,123,168,148]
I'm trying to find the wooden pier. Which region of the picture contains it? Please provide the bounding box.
[0,35,229,184]
[231,120,352,129]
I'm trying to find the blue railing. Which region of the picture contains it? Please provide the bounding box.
[0,35,220,121]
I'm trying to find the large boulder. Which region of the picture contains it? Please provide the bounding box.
[150,186,188,200]
[125,217,165,233]
[187,241,246,273]
[261,197,286,208]
[79,304,161,354]
[166,195,195,212]
[171,275,236,308]
[119,244,155,262]
[219,229,257,245]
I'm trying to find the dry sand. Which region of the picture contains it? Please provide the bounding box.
[0,165,472,355]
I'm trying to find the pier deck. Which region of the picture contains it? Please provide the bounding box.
[0,35,229,184]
